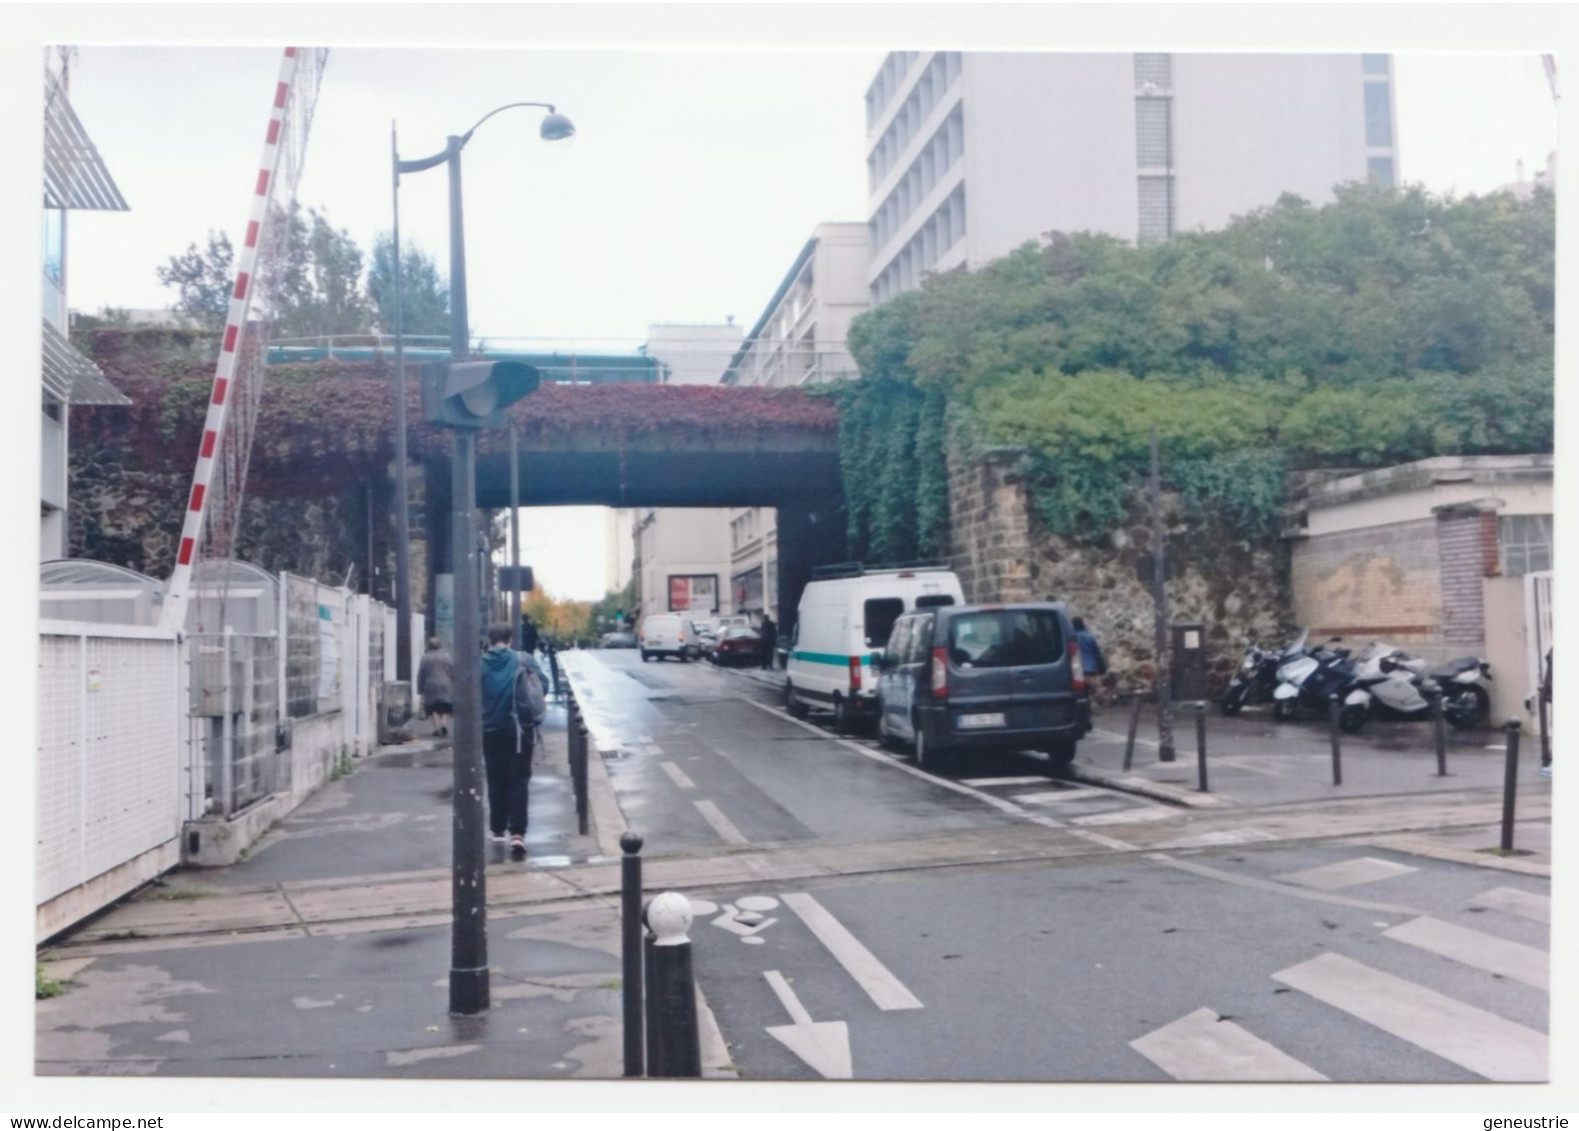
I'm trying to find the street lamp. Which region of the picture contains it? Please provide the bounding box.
[394,100,573,1016]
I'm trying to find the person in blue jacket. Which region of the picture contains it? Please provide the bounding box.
[479,624,547,858]
[1071,616,1107,678]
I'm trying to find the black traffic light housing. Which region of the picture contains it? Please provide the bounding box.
[421,360,541,429]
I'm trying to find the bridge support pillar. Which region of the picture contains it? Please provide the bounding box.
[774,502,845,644]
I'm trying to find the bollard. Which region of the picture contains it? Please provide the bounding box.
[1123,690,1143,773]
[1328,694,1343,787]
[620,832,644,1077]
[1500,718,1521,852]
[1430,688,1448,777]
[643,917,661,1076]
[1195,700,1209,792]
[573,721,590,835]
[643,891,701,1078]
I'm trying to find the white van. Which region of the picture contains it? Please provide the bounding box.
[640,613,694,662]
[784,565,964,730]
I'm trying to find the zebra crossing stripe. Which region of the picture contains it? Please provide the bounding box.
[1275,857,1417,891]
[1129,1007,1328,1082]
[1272,952,1547,1081]
[1383,917,1549,990]
[1469,887,1551,924]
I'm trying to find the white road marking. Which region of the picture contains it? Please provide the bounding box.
[781,892,922,1011]
[659,761,697,789]
[1275,857,1418,891]
[1130,1007,1328,1082]
[961,776,1050,787]
[1272,952,1547,1081]
[738,697,1065,829]
[1383,916,1549,989]
[693,799,749,845]
[1469,887,1551,924]
[1011,788,1110,804]
[1065,828,1135,850]
[1147,853,1423,916]
[763,970,853,1079]
[1153,828,1276,849]
[1070,806,1171,826]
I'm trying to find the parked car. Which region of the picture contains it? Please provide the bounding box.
[639,613,693,662]
[712,626,764,667]
[875,601,1090,774]
[784,564,964,731]
[600,631,638,649]
[693,621,719,659]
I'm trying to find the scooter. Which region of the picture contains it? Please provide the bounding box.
[1221,639,1288,716]
[1341,644,1492,732]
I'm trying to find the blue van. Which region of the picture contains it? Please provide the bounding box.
[874,601,1090,773]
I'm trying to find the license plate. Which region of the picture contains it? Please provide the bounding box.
[956,712,1006,729]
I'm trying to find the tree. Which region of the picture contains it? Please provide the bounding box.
[368,232,450,337]
[268,206,376,338]
[155,231,234,329]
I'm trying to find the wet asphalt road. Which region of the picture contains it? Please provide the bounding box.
[559,649,1552,1084]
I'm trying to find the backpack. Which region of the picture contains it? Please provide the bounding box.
[518,655,547,727]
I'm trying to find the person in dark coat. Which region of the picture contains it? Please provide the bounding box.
[479,624,545,858]
[759,615,777,670]
[416,636,454,737]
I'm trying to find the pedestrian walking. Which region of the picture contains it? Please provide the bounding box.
[759,614,777,670]
[480,624,548,859]
[1071,616,1107,678]
[416,636,454,738]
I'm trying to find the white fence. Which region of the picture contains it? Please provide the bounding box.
[37,621,188,936]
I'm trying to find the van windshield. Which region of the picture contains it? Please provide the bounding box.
[947,610,1065,668]
[864,598,905,647]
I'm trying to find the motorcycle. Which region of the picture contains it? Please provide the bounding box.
[1339,643,1492,733]
[1221,638,1290,716]
[1272,634,1356,721]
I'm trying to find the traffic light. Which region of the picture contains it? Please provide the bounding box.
[421,360,540,429]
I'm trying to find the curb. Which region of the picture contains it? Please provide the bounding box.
[1069,762,1230,809]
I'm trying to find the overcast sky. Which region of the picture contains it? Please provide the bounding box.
[16,8,1572,606]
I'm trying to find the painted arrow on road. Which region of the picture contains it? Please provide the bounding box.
[763,970,852,1079]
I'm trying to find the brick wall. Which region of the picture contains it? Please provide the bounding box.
[1437,510,1490,650]
[1290,518,1442,649]
[945,446,1034,605]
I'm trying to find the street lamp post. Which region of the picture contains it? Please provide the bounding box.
[395,102,573,1016]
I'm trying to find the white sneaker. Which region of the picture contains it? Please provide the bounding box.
[490,831,507,843]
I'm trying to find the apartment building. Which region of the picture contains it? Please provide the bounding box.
[631,507,734,622]
[42,54,131,560]
[866,51,1398,302]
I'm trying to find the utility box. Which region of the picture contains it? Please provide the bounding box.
[1170,621,1209,701]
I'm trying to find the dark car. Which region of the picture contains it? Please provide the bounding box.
[711,626,764,667]
[600,631,638,649]
[874,601,1090,774]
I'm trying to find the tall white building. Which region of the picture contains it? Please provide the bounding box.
[718,222,872,623]
[631,507,734,622]
[649,321,745,384]
[866,51,1398,302]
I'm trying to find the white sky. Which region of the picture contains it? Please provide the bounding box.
[4,5,1577,1119]
[47,31,1563,602]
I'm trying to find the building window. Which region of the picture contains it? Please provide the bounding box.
[1135,98,1172,167]
[1134,53,1172,90]
[1138,176,1173,243]
[1367,156,1396,188]
[1500,514,1553,576]
[1362,53,1390,75]
[43,207,65,286]
[1364,82,1393,147]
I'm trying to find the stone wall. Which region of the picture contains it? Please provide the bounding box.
[946,442,1292,701]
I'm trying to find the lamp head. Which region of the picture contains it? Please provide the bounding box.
[540,111,576,141]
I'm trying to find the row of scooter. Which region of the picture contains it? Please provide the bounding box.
[1221,629,1493,733]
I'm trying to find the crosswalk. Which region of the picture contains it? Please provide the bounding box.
[1129,870,1551,1082]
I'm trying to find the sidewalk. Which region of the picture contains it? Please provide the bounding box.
[35,684,1551,1080]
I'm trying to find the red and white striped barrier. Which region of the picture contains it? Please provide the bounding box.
[159,48,303,632]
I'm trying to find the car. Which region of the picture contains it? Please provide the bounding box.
[874,600,1090,774]
[695,623,719,660]
[600,631,638,649]
[711,626,764,667]
[783,563,964,731]
[639,613,693,662]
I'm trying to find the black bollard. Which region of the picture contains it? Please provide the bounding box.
[574,721,590,835]
[1430,688,1448,777]
[643,891,701,1078]
[1195,700,1209,792]
[1328,694,1343,787]
[620,832,644,1077]
[643,921,661,1076]
[1123,690,1143,773]
[1500,718,1522,853]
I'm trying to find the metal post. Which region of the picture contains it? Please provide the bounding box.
[1500,718,1521,852]
[643,892,701,1078]
[1123,690,1142,773]
[1539,652,1552,769]
[1430,688,1448,776]
[620,832,644,1077]
[510,426,523,650]
[1150,427,1175,762]
[1195,700,1208,792]
[220,627,235,817]
[574,719,589,836]
[390,122,413,683]
[1328,693,1343,787]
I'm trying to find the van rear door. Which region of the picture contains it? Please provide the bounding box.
[942,610,1016,732]
[1003,609,1076,730]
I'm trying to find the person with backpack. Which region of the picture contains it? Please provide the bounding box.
[479,624,547,859]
